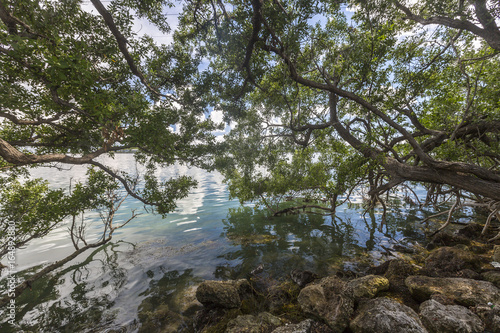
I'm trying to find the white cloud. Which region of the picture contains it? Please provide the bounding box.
[210,110,224,125]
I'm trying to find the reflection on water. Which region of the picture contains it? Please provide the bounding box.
[1,154,431,332]
[1,243,129,332]
[214,205,428,282]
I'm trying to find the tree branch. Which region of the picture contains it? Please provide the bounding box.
[90,0,179,102]
[0,138,123,166]
[394,1,500,51]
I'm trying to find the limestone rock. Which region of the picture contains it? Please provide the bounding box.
[468,305,500,333]
[421,246,480,277]
[225,312,282,333]
[297,276,354,332]
[350,297,427,333]
[271,319,314,333]
[405,275,500,306]
[419,299,484,333]
[347,274,389,300]
[482,270,500,288]
[196,279,252,309]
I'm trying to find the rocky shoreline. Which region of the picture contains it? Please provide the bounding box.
[138,223,500,333]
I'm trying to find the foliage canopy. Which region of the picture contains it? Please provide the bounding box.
[175,0,500,221]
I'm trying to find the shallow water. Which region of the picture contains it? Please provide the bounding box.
[1,154,433,332]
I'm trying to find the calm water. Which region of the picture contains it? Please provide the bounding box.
[1,154,432,332]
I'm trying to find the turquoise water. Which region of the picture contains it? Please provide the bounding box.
[1,154,431,332]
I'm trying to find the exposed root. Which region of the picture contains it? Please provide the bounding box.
[430,194,460,237]
[481,208,499,236]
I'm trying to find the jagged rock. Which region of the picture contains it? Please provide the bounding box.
[347,275,389,301]
[482,270,500,288]
[225,312,282,333]
[421,246,480,277]
[271,319,314,333]
[405,275,500,306]
[350,297,427,333]
[290,270,318,288]
[297,276,354,332]
[470,305,500,333]
[493,245,500,263]
[419,299,484,333]
[196,279,252,309]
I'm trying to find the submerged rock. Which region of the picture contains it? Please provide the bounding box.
[350,297,427,333]
[227,232,278,245]
[405,275,500,306]
[297,276,354,332]
[347,274,389,301]
[419,299,484,333]
[194,307,237,332]
[137,304,184,333]
[267,280,301,314]
[174,285,203,316]
[196,279,252,309]
[290,269,318,288]
[225,312,282,333]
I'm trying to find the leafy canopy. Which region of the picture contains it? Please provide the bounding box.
[176,0,499,215]
[0,0,218,260]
